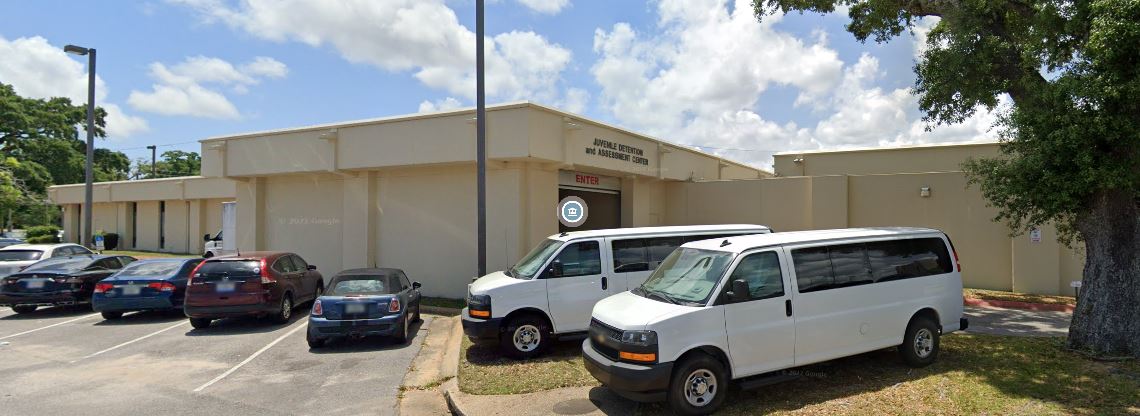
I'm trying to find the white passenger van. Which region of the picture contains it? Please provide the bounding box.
[462,225,772,358]
[584,228,966,415]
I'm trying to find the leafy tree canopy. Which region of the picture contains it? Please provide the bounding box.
[134,150,201,179]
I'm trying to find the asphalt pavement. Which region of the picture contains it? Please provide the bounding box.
[0,305,430,416]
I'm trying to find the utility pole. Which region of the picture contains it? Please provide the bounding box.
[147,145,157,178]
[64,44,95,248]
[476,0,487,277]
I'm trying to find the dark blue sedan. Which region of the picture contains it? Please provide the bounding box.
[306,268,422,348]
[92,258,204,320]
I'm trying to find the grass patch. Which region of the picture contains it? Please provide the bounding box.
[420,297,465,310]
[99,250,199,259]
[459,337,598,395]
[459,334,1140,415]
[965,288,1077,306]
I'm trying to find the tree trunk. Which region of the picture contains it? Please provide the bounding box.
[1067,189,1140,358]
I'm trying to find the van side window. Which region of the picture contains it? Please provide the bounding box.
[612,239,649,273]
[646,237,683,267]
[829,243,873,287]
[792,247,832,293]
[867,238,953,282]
[549,241,601,278]
[727,251,784,300]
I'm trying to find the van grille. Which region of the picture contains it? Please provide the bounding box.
[589,319,622,361]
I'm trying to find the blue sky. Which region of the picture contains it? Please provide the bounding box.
[0,0,995,168]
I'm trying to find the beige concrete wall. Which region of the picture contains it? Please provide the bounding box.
[774,142,1001,176]
[135,201,161,251]
[50,177,236,204]
[262,174,345,275]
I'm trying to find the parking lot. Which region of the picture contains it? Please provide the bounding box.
[0,305,429,416]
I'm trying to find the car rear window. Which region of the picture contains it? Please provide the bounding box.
[117,261,185,277]
[0,250,43,261]
[23,257,91,273]
[196,260,261,277]
[330,276,390,295]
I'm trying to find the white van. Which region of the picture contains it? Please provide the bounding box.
[583,228,966,415]
[462,225,772,358]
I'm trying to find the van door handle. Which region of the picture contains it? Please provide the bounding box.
[785,299,792,317]
[601,276,608,290]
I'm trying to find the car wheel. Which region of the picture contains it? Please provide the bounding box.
[101,311,124,320]
[393,313,410,344]
[412,304,422,323]
[667,353,727,416]
[189,318,212,329]
[499,314,551,359]
[272,293,294,324]
[900,315,940,367]
[11,305,36,314]
[203,251,214,258]
[307,328,325,349]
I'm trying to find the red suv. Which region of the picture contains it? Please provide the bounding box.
[184,252,323,329]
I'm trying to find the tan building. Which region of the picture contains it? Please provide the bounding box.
[49,104,1083,298]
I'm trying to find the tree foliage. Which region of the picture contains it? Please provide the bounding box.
[754,0,1140,357]
[133,150,202,179]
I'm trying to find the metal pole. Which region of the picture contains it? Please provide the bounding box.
[147,145,157,177]
[476,0,487,277]
[82,49,96,248]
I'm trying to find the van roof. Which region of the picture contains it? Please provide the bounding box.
[551,224,771,241]
[685,227,946,254]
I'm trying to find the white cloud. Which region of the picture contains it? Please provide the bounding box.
[128,55,287,119]
[0,35,150,139]
[592,0,997,168]
[517,0,569,15]
[418,97,463,113]
[170,0,578,106]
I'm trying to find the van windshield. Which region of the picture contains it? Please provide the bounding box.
[508,239,563,279]
[633,248,733,306]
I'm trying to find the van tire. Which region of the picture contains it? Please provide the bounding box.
[272,293,294,324]
[500,314,551,359]
[101,311,123,320]
[189,318,212,329]
[203,251,214,258]
[667,353,727,416]
[11,305,36,314]
[900,316,940,367]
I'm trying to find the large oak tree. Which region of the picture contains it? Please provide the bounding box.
[753,0,1139,357]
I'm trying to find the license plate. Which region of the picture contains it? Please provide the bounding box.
[122,285,142,296]
[25,279,45,289]
[216,282,236,293]
[344,303,366,314]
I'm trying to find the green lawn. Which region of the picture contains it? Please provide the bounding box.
[420,297,466,310]
[459,334,1140,415]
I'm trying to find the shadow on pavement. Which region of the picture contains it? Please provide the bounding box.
[92,310,185,326]
[0,305,94,320]
[307,318,429,354]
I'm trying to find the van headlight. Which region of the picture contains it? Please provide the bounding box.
[620,330,657,346]
[467,294,491,319]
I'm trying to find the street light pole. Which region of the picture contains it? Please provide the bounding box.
[146,145,157,178]
[476,0,487,277]
[65,44,95,248]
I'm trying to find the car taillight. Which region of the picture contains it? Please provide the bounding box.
[188,261,206,285]
[147,282,175,292]
[944,233,962,272]
[94,283,113,294]
[388,298,401,313]
[260,258,275,284]
[312,299,323,316]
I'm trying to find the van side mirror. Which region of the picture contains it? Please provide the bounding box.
[412,281,422,290]
[307,265,317,271]
[203,234,211,242]
[546,260,563,278]
[726,279,750,302]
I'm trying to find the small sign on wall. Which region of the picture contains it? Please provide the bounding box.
[1029,228,1042,243]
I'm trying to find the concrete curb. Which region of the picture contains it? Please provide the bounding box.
[422,306,462,316]
[964,297,1075,313]
[443,379,467,416]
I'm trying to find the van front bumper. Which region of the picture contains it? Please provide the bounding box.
[461,308,502,341]
[582,339,672,402]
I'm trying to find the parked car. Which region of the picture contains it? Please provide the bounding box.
[0,254,138,314]
[462,225,772,359]
[183,252,323,329]
[306,268,422,348]
[0,238,25,249]
[0,243,93,277]
[92,258,205,320]
[583,228,967,415]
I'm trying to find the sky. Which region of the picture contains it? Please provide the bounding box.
[0,0,998,168]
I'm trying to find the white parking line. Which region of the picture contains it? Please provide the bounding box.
[71,321,189,363]
[0,313,100,341]
[193,322,307,393]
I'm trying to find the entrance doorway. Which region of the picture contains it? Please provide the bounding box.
[558,171,621,232]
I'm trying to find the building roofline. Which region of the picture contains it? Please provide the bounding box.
[773,140,999,157]
[48,175,220,190]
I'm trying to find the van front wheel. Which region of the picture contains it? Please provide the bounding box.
[900,316,940,367]
[499,315,551,359]
[667,353,727,416]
